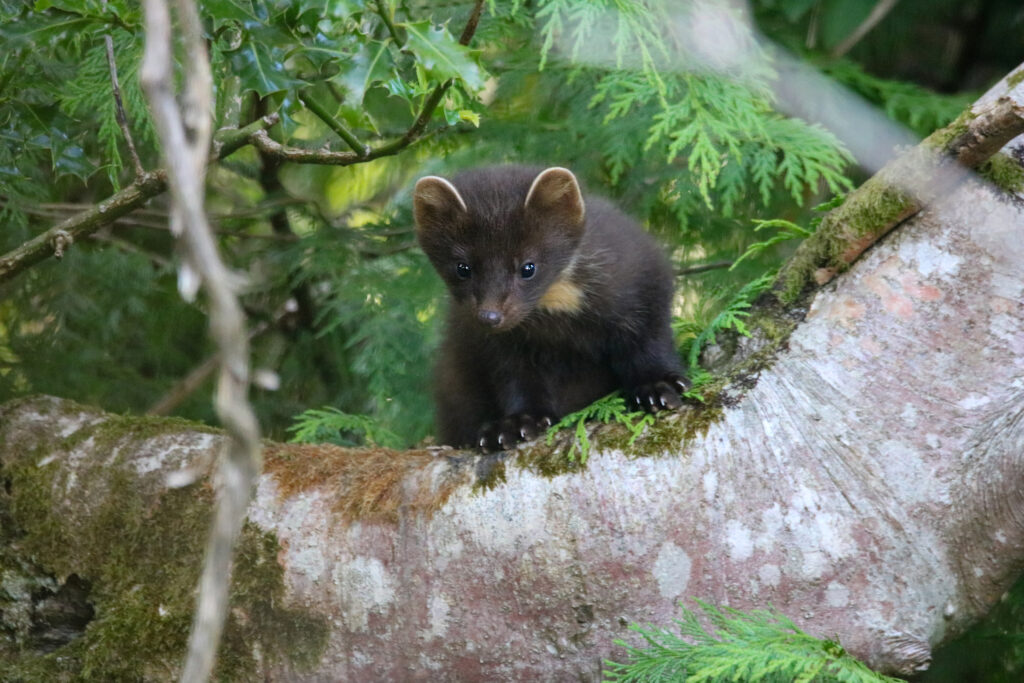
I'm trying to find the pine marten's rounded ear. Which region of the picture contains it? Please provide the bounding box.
[524,167,585,227]
[413,176,467,232]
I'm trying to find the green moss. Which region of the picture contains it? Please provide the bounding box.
[0,411,328,680]
[472,452,509,492]
[979,153,1024,193]
[775,174,916,304]
[923,110,974,151]
[464,299,802,482]
[515,438,589,478]
[58,411,222,454]
[1007,68,1024,90]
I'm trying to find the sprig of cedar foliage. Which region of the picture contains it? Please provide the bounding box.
[544,393,655,464]
[604,601,905,683]
[533,0,854,214]
[288,406,402,448]
[676,270,776,372]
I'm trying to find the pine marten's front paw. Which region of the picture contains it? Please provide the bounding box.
[478,414,554,452]
[631,374,689,413]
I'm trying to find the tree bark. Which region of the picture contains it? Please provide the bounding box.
[3,75,1024,681]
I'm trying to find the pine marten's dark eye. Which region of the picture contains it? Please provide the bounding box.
[520,262,536,279]
[456,262,471,279]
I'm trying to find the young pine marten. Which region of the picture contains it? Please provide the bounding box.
[414,165,687,451]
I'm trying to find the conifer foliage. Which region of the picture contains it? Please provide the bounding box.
[605,602,904,683]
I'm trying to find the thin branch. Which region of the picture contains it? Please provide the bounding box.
[1,196,304,236]
[147,316,273,416]
[375,0,403,45]
[88,232,172,268]
[0,114,278,286]
[458,0,485,46]
[677,260,734,276]
[105,33,145,177]
[298,90,369,157]
[831,0,901,58]
[140,2,262,682]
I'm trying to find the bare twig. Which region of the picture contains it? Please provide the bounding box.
[105,33,145,177]
[89,232,173,268]
[0,115,277,285]
[831,0,900,58]
[677,260,733,276]
[298,90,369,156]
[147,316,274,416]
[1,197,303,238]
[140,2,262,682]
[458,0,485,45]
[375,0,403,45]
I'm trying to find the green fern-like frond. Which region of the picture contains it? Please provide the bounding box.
[288,406,402,448]
[686,271,775,369]
[545,393,655,464]
[605,601,905,683]
[730,218,812,272]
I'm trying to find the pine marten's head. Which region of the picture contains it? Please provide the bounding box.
[414,166,587,331]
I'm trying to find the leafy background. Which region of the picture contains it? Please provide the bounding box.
[0,0,1022,679]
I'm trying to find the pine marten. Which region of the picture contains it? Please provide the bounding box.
[414,165,687,451]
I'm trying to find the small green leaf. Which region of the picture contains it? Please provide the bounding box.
[401,20,485,91]
[457,109,480,127]
[231,40,306,97]
[336,39,397,105]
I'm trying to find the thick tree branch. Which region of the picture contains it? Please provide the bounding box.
[0,114,278,286]
[140,1,262,681]
[774,70,1024,301]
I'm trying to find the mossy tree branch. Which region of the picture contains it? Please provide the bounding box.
[773,73,1024,304]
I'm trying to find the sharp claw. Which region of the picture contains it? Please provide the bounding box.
[497,433,505,447]
[659,395,667,408]
[540,416,552,428]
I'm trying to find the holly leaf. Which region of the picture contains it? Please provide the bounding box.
[335,38,397,105]
[231,40,306,97]
[49,129,93,180]
[400,20,484,91]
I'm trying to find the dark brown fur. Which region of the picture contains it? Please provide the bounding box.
[414,165,686,450]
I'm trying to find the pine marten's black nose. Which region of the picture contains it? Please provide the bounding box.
[478,309,503,327]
